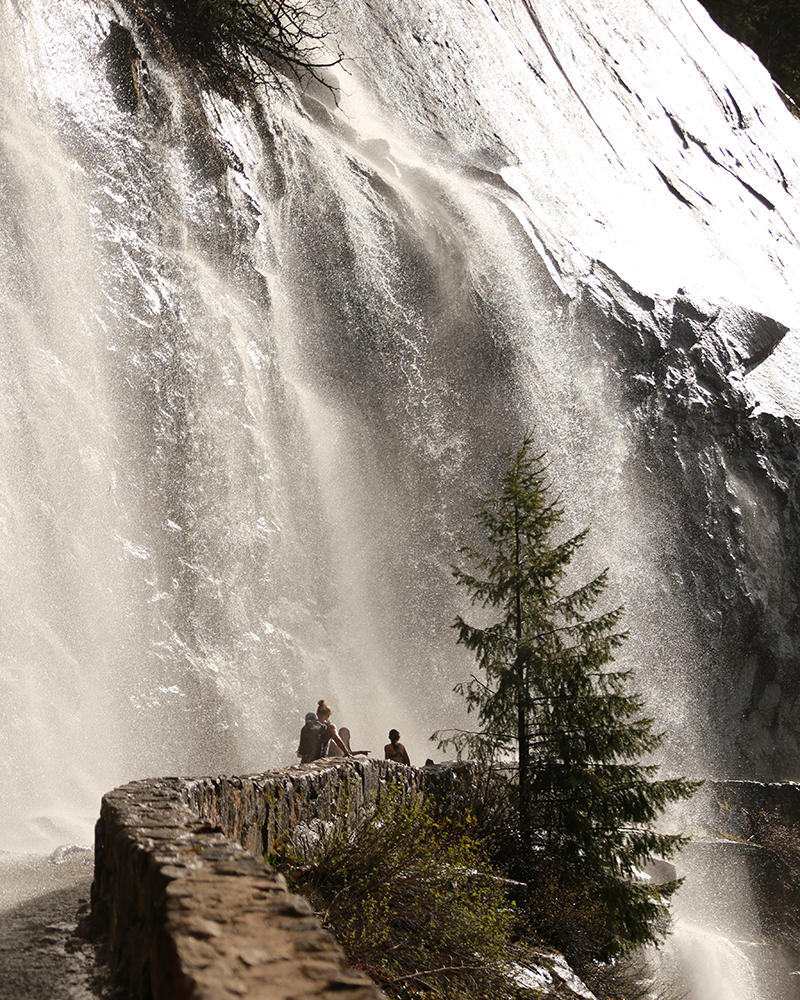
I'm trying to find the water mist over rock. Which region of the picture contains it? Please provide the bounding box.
[1,0,799,855]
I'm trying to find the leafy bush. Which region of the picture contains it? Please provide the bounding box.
[582,954,684,1000]
[127,0,342,98]
[268,778,689,1000]
[269,789,518,1000]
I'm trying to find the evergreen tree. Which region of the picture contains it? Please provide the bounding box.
[434,438,700,959]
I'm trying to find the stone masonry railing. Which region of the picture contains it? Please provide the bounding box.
[699,779,800,835]
[88,757,799,1000]
[88,758,483,999]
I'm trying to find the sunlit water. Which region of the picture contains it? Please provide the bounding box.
[646,840,800,1000]
[0,0,697,853]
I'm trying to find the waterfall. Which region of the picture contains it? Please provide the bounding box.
[4,0,800,995]
[648,838,800,1000]
[1,7,800,983]
[0,0,619,850]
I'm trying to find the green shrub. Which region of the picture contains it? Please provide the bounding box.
[268,780,689,1000]
[269,789,518,1000]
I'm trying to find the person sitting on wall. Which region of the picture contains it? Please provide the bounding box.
[384,729,410,765]
[327,726,371,757]
[316,699,354,758]
[297,711,327,764]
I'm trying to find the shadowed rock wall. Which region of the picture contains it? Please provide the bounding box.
[698,779,800,834]
[89,762,800,999]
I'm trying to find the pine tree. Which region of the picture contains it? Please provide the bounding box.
[433,438,700,959]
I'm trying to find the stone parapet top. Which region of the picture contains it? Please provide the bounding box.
[699,779,800,835]
[89,762,412,999]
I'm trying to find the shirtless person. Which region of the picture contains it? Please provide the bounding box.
[384,729,410,765]
[327,726,371,757]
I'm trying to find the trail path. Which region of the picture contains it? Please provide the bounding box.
[0,850,119,1000]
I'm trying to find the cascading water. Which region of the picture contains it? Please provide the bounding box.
[647,834,800,1000]
[2,0,800,994]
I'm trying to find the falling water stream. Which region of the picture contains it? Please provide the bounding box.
[0,0,659,853]
[2,0,800,996]
[647,837,800,1000]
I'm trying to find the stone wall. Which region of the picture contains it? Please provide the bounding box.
[695,780,800,836]
[182,758,486,856]
[89,758,484,1000]
[89,759,800,1000]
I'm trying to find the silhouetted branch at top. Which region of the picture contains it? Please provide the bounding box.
[127,0,343,101]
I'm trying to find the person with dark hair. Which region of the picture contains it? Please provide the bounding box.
[384,729,410,765]
[297,711,327,764]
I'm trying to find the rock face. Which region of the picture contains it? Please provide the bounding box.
[671,782,800,1000]
[3,0,800,854]
[578,280,800,778]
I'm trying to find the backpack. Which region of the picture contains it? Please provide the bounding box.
[298,719,328,761]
